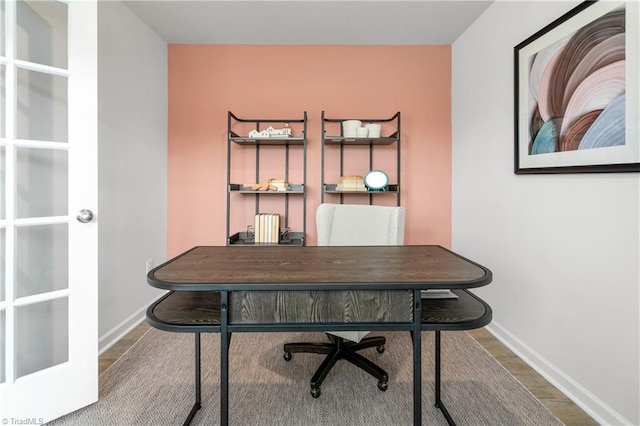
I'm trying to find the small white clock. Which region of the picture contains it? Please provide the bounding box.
[364,170,389,190]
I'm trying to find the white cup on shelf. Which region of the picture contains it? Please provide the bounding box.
[356,127,368,137]
[342,120,361,137]
[365,123,381,138]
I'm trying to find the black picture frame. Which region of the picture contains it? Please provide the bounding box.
[514,1,639,174]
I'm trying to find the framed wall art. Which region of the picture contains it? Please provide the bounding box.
[514,1,640,174]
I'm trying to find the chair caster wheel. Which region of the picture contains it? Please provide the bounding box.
[311,387,321,398]
[378,381,388,392]
[376,345,385,354]
[283,352,292,361]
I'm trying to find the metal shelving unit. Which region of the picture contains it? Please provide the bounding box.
[226,111,307,246]
[321,111,401,206]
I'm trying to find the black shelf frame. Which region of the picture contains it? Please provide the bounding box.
[226,111,307,246]
[146,287,491,426]
[321,111,401,205]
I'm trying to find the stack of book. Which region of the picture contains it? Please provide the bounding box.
[254,213,280,244]
[336,175,367,191]
[269,179,290,191]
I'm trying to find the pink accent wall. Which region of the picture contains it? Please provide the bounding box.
[168,45,451,257]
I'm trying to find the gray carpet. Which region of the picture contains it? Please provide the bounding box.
[52,329,563,425]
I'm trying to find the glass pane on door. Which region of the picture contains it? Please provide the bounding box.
[0,227,4,301]
[17,68,68,142]
[0,65,5,138]
[0,309,5,384]
[16,0,67,69]
[0,146,5,219]
[16,223,68,298]
[15,297,68,379]
[0,1,5,57]
[16,147,68,218]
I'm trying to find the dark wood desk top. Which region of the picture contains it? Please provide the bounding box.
[148,245,492,292]
[146,246,493,426]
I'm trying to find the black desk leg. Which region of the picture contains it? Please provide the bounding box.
[413,291,422,426]
[183,333,202,426]
[220,291,229,426]
[435,330,456,426]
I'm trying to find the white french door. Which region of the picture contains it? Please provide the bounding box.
[0,0,97,422]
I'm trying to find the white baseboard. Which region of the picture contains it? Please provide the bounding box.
[485,322,631,426]
[98,295,162,354]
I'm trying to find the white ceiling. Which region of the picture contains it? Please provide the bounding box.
[123,0,493,45]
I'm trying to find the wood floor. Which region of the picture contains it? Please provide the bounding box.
[466,328,597,426]
[100,323,597,426]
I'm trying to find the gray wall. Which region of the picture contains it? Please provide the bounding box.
[452,1,639,424]
[97,1,167,350]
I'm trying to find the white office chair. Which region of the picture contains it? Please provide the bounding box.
[283,203,406,398]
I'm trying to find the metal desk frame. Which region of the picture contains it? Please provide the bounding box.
[146,245,493,426]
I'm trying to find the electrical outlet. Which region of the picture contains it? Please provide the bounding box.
[145,259,154,273]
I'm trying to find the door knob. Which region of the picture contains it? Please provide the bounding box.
[76,209,94,223]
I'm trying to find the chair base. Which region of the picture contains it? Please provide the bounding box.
[283,334,388,398]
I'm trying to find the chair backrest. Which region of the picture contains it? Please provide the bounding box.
[316,203,406,246]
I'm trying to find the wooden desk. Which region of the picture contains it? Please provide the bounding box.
[147,245,492,426]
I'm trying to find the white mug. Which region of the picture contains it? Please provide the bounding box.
[356,127,368,137]
[342,120,361,137]
[365,123,381,138]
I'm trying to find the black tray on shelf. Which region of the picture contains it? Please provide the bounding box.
[229,131,305,146]
[323,184,399,193]
[229,231,305,246]
[229,184,305,193]
[323,134,398,145]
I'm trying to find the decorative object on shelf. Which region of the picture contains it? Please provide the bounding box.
[364,170,389,191]
[514,1,639,174]
[242,181,276,191]
[356,127,368,137]
[244,224,290,243]
[365,123,382,138]
[248,125,292,139]
[253,213,280,243]
[242,179,289,191]
[342,120,361,137]
[337,175,367,192]
[246,224,255,242]
[269,179,290,191]
[279,227,291,242]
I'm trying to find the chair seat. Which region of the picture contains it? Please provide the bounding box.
[283,334,388,398]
